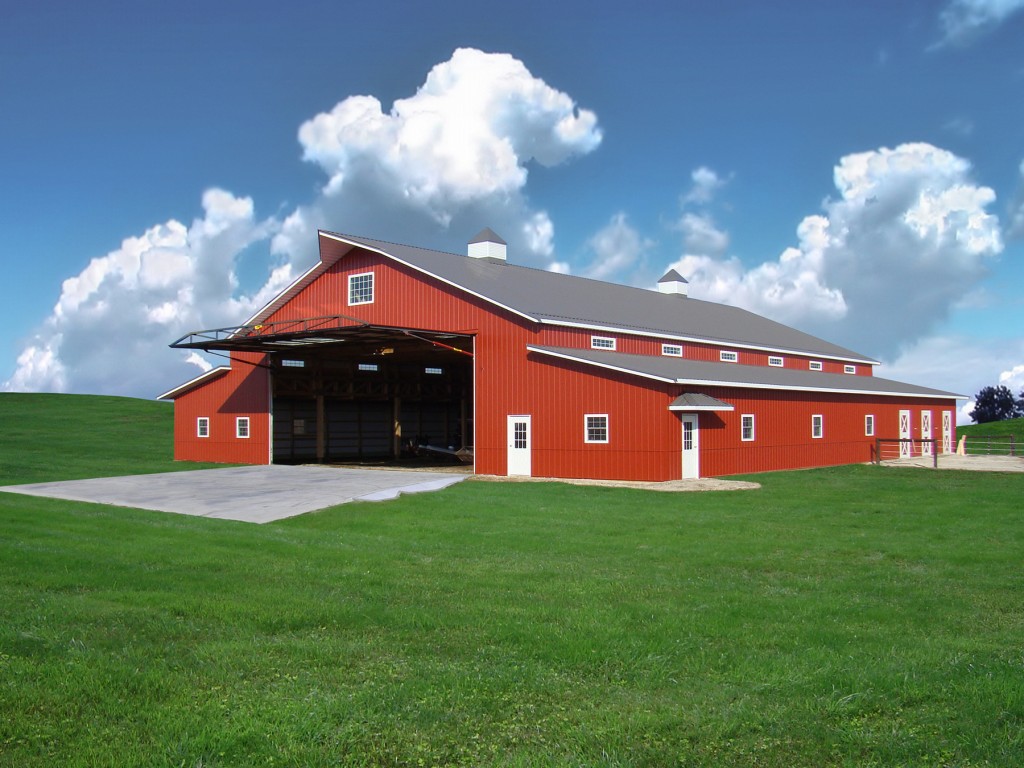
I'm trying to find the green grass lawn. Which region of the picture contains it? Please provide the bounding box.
[1,395,1022,766]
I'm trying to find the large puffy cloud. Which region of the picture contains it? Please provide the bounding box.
[4,49,601,397]
[666,143,1003,358]
[3,190,282,396]
[934,0,1024,46]
[582,213,653,281]
[272,47,601,272]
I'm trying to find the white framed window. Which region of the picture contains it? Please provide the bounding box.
[865,414,875,437]
[661,344,683,357]
[584,414,609,443]
[347,272,374,305]
[197,417,210,438]
[741,414,755,442]
[281,359,305,368]
[591,336,616,350]
[720,350,738,363]
[812,414,824,439]
[236,417,250,439]
[425,367,443,375]
[809,360,823,371]
[357,363,379,372]
[768,356,784,367]
[844,364,856,375]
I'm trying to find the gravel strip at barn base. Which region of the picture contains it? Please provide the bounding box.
[471,475,760,492]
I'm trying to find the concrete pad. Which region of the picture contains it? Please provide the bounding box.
[880,454,1024,472]
[0,465,467,524]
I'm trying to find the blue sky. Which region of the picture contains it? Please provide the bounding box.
[2,0,1023,421]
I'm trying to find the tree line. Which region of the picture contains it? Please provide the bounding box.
[970,385,1024,424]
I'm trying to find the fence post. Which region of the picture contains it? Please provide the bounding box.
[1012,434,1016,458]
[933,439,938,469]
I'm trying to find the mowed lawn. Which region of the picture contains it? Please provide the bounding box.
[1,395,1022,766]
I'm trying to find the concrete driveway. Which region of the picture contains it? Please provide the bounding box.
[0,465,467,524]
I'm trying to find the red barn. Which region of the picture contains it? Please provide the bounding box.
[158,229,960,480]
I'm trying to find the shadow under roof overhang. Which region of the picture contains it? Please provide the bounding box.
[169,314,474,357]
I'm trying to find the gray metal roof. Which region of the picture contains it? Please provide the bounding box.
[669,393,734,411]
[321,231,878,364]
[527,346,962,399]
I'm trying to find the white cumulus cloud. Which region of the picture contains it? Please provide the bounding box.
[273,47,602,273]
[3,190,279,396]
[935,0,1024,47]
[583,213,653,281]
[666,143,1002,358]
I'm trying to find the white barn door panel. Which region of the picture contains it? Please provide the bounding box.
[942,411,953,454]
[921,410,933,456]
[899,409,912,457]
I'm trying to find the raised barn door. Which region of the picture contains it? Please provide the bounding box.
[942,411,953,454]
[507,415,531,476]
[681,415,699,479]
[899,409,912,457]
[921,410,933,456]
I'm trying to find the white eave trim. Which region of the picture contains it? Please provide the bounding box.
[537,317,879,367]
[156,366,231,400]
[526,345,676,383]
[668,404,736,412]
[527,346,962,400]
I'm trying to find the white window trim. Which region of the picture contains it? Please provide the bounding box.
[768,356,784,367]
[741,414,755,442]
[197,417,210,438]
[812,414,824,439]
[720,350,738,363]
[347,271,375,306]
[809,361,823,371]
[357,363,379,372]
[236,417,250,439]
[844,364,856,374]
[661,344,683,357]
[865,414,875,437]
[584,413,609,444]
[591,336,616,351]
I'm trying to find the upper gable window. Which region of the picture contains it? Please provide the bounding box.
[844,364,857,375]
[662,344,683,357]
[348,272,374,306]
[809,360,823,371]
[720,350,738,363]
[591,336,616,351]
[768,356,784,367]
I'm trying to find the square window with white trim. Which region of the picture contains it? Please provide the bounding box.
[197,417,210,438]
[585,414,609,443]
[844,364,856,374]
[865,414,875,436]
[236,417,250,439]
[812,414,824,439]
[720,350,738,363]
[741,414,755,442]
[662,344,683,357]
[348,272,374,305]
[809,360,823,371]
[591,336,616,350]
[768,356,784,367]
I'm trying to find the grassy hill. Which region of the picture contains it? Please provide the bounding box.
[1,395,1023,766]
[0,392,223,485]
[957,416,1024,438]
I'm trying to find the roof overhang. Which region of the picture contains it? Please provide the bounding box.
[156,366,231,400]
[170,315,474,357]
[669,393,735,412]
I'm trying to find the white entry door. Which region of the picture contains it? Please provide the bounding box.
[681,415,699,479]
[507,415,531,476]
[942,410,953,454]
[921,410,933,456]
[899,409,912,457]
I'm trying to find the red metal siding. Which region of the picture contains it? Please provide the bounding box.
[168,240,952,480]
[173,352,270,464]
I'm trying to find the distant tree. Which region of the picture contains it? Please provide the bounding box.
[970,385,1021,424]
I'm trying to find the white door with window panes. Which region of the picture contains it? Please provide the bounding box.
[681,415,699,479]
[507,415,531,476]
[899,409,912,457]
